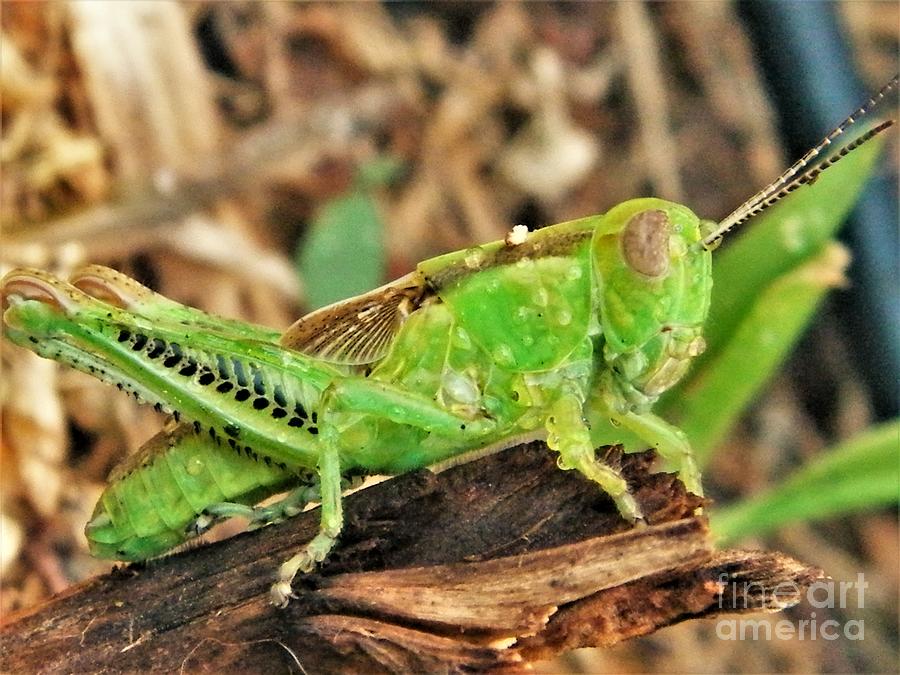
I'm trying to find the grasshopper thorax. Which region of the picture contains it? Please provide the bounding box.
[592,198,712,409]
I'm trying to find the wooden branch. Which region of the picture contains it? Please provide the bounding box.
[0,443,822,673]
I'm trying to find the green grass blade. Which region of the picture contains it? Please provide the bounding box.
[710,420,900,546]
[700,133,886,365]
[666,242,850,461]
[658,133,886,457]
[296,159,400,310]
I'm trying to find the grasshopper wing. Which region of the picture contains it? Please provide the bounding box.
[280,271,430,365]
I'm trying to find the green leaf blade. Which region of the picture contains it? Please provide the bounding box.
[297,187,386,311]
[710,420,900,545]
[701,133,886,366]
[672,243,850,461]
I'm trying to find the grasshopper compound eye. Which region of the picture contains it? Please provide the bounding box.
[621,209,670,278]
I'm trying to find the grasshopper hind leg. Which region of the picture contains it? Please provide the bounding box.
[188,481,321,538]
[546,392,642,521]
[269,376,499,606]
[246,482,320,530]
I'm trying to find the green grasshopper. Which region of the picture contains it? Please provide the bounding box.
[2,77,895,606]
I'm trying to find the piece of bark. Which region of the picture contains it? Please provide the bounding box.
[0,443,822,673]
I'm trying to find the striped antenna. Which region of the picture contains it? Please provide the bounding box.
[702,75,898,248]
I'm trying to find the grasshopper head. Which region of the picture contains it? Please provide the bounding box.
[592,198,712,408]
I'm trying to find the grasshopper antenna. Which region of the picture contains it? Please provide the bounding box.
[702,75,898,248]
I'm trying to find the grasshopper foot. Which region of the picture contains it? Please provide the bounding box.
[270,580,297,608]
[610,487,642,523]
[270,530,339,607]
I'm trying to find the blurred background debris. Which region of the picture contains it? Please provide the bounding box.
[0,3,896,672]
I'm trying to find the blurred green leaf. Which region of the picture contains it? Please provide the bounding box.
[698,133,885,370]
[297,159,400,310]
[674,243,849,461]
[710,420,900,545]
[660,133,887,458]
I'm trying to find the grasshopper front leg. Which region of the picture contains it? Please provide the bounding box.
[547,391,642,521]
[587,383,703,499]
[610,408,702,498]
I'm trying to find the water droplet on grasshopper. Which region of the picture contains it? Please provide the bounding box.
[454,327,472,349]
[565,264,582,281]
[532,287,549,307]
[493,344,514,365]
[464,248,485,269]
[556,309,572,326]
[186,457,204,476]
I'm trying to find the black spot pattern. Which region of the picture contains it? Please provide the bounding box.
[179,360,198,377]
[232,359,248,387]
[104,322,321,438]
[253,369,266,396]
[146,339,166,358]
[131,334,148,351]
